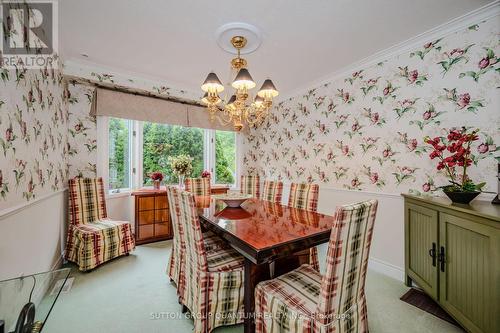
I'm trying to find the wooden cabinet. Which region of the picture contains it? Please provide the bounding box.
[131,186,230,245]
[133,190,172,245]
[403,194,500,333]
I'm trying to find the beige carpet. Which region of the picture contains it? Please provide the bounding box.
[44,241,463,333]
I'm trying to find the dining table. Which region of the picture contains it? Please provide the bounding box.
[195,196,337,333]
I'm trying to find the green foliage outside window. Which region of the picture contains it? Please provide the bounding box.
[143,123,204,184]
[215,131,235,184]
[108,118,130,190]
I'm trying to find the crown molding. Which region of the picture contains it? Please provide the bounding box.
[62,58,201,101]
[278,1,500,102]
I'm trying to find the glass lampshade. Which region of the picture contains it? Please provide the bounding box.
[201,72,224,93]
[231,68,256,90]
[257,79,279,98]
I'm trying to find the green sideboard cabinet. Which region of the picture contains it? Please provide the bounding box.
[403,194,500,333]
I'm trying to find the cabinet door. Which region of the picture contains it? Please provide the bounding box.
[439,213,499,333]
[405,203,439,299]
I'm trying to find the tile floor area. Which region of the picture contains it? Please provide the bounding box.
[44,241,463,333]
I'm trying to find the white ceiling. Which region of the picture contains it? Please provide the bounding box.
[60,0,495,97]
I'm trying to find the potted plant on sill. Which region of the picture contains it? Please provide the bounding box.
[168,155,193,189]
[424,127,485,204]
[150,172,164,190]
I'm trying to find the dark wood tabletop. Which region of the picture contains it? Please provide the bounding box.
[195,196,336,333]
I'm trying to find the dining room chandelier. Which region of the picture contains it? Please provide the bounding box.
[200,36,279,131]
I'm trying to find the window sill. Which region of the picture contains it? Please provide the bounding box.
[106,191,132,200]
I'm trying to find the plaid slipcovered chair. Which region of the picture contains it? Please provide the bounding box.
[166,186,227,304]
[64,178,135,271]
[185,177,211,196]
[255,200,378,333]
[288,183,320,271]
[177,189,245,332]
[262,180,283,203]
[240,175,260,198]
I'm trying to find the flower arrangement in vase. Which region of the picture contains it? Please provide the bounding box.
[424,127,485,204]
[150,171,164,190]
[168,155,193,189]
[201,170,211,178]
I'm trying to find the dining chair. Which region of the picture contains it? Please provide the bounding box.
[64,177,135,271]
[166,186,227,305]
[262,180,283,203]
[241,175,261,198]
[185,177,211,195]
[177,189,245,333]
[255,199,378,333]
[288,183,320,271]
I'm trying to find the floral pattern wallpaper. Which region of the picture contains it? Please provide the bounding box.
[64,62,198,101]
[66,83,98,178]
[242,17,500,196]
[0,64,69,210]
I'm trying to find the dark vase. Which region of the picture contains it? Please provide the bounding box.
[443,190,480,204]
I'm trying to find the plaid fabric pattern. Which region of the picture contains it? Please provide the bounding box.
[288,183,319,212]
[185,177,211,196]
[288,183,320,271]
[241,175,261,197]
[65,178,135,271]
[167,186,184,291]
[262,180,283,203]
[178,190,245,332]
[68,177,107,225]
[255,200,378,333]
[167,186,229,306]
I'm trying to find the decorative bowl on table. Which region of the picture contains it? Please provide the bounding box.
[213,193,252,208]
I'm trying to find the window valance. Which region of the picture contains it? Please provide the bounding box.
[90,88,234,131]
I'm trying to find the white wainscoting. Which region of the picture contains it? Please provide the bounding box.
[0,191,67,281]
[279,182,406,281]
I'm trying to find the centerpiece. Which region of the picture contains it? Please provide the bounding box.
[213,192,253,208]
[150,171,164,190]
[168,155,193,189]
[424,127,485,204]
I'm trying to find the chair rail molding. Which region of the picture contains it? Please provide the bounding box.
[0,188,68,221]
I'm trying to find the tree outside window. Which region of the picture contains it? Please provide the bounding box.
[143,123,204,184]
[215,131,236,185]
[108,118,131,190]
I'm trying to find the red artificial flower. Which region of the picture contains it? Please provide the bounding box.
[150,172,164,181]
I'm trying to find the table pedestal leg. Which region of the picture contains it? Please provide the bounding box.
[244,259,269,333]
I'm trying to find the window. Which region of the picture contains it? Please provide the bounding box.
[108,118,132,191]
[101,117,239,193]
[142,123,204,184]
[215,130,236,185]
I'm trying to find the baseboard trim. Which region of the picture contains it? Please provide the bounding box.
[368,257,405,282]
[51,252,65,271]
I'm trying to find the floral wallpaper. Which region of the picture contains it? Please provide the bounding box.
[66,83,98,178]
[64,62,199,102]
[242,17,500,196]
[0,64,69,210]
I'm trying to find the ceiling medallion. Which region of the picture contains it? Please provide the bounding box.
[201,33,278,132]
